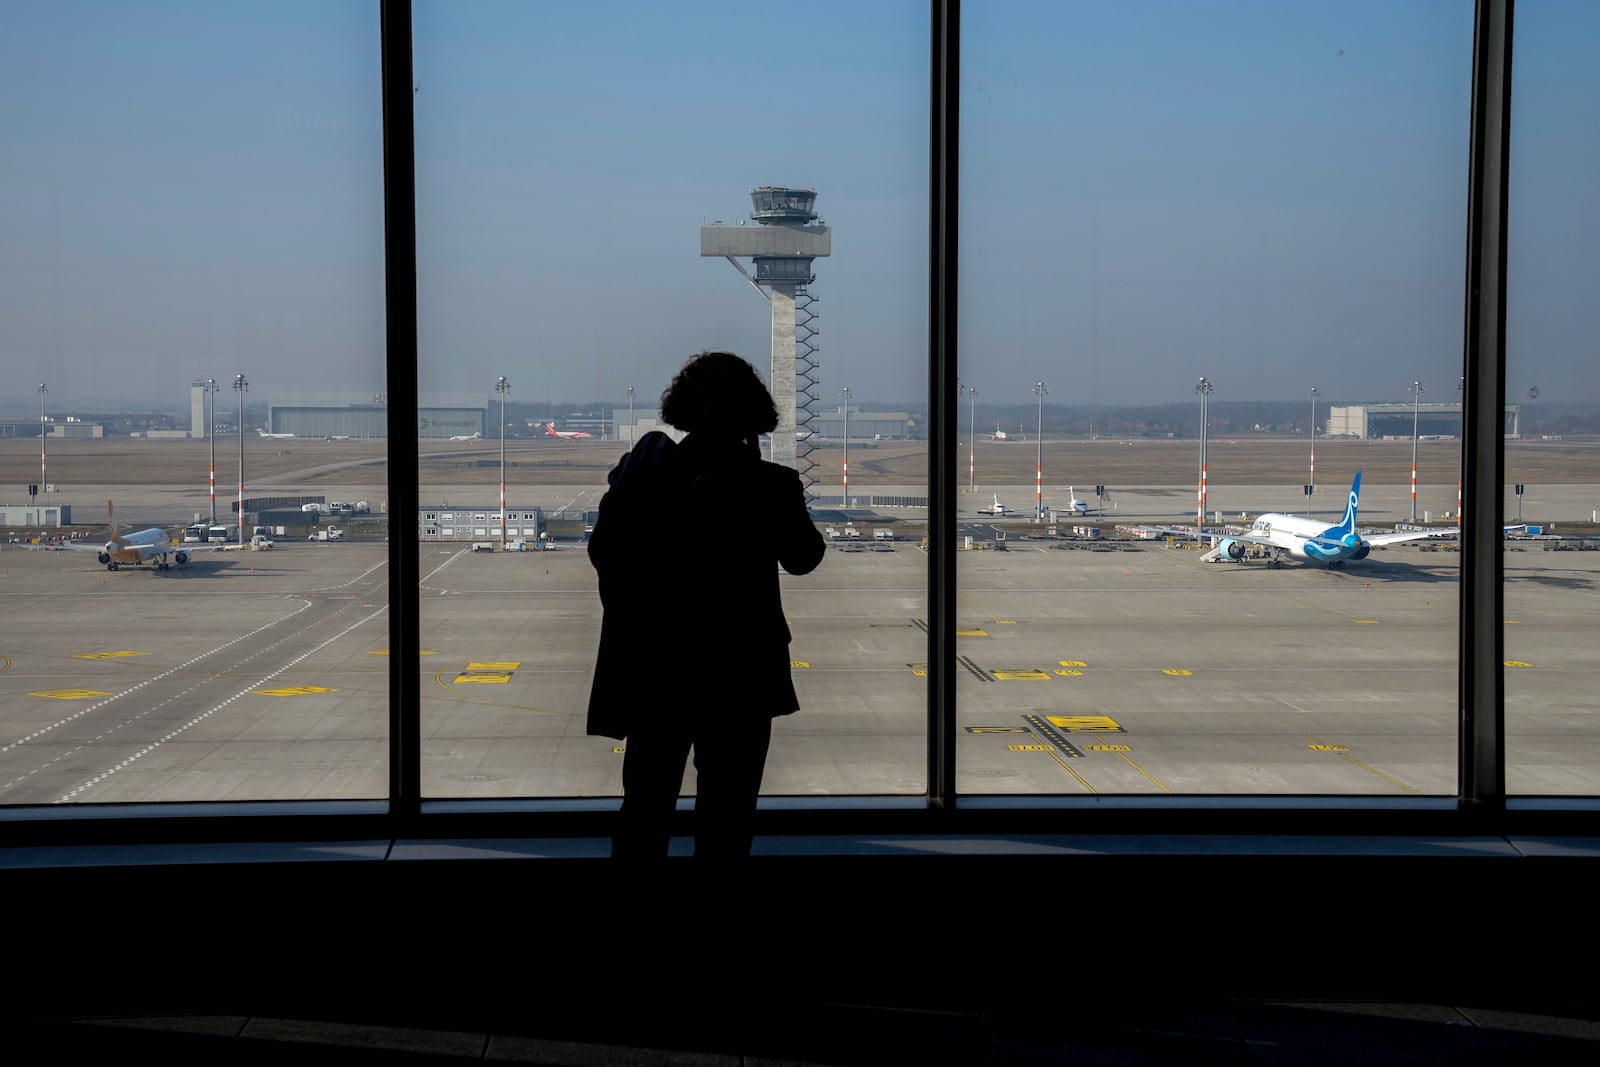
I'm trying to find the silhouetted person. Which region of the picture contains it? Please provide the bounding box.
[587,352,826,859]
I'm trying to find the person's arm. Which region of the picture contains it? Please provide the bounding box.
[773,469,826,576]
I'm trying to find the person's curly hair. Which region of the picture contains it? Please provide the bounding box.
[660,351,779,436]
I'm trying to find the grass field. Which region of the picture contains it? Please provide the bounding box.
[5,432,1597,490]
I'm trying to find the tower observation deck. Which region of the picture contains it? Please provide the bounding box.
[702,186,832,486]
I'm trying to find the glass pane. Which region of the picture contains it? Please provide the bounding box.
[0,2,388,803]
[957,2,1470,795]
[1505,1,1600,796]
[414,2,929,799]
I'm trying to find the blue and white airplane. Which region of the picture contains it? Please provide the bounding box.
[1207,471,1446,569]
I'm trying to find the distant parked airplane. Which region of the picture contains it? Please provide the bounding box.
[545,422,592,439]
[449,432,482,441]
[62,501,190,572]
[977,494,1018,516]
[990,422,1026,442]
[256,428,294,440]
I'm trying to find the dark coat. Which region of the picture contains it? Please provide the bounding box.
[585,431,826,740]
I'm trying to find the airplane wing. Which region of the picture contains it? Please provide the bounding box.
[1361,529,1454,546]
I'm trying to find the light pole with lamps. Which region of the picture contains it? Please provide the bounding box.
[1033,382,1047,522]
[234,374,248,541]
[1196,377,1213,529]
[38,383,46,503]
[840,387,851,507]
[1456,377,1465,528]
[1409,380,1424,521]
[496,376,510,548]
[1308,386,1318,508]
[964,383,977,493]
[626,386,635,449]
[206,378,218,524]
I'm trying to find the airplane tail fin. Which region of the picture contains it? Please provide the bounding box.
[107,500,128,546]
[1338,471,1363,533]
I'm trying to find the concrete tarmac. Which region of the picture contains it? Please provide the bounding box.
[3,516,1596,806]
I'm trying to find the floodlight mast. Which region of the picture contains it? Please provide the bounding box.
[207,379,218,524]
[1308,386,1319,506]
[1195,377,1213,529]
[38,384,46,503]
[1033,382,1047,521]
[496,376,510,547]
[1410,380,1425,521]
[701,187,832,496]
[235,374,248,539]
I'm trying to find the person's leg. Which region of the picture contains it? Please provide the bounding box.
[615,722,693,860]
[690,714,773,860]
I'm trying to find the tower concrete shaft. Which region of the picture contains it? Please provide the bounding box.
[770,284,799,471]
[701,187,831,486]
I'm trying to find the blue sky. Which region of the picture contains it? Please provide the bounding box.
[2,1,1595,413]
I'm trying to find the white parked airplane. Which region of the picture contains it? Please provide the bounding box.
[62,501,190,572]
[1205,471,1447,569]
[545,422,592,439]
[449,432,482,441]
[989,422,1026,442]
[256,428,294,439]
[977,494,1018,516]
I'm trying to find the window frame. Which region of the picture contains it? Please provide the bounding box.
[7,0,1590,854]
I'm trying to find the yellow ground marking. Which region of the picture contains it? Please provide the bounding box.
[72,651,148,660]
[453,672,511,684]
[960,592,1015,625]
[1354,619,1379,624]
[1506,620,1520,624]
[1008,744,1054,751]
[1088,745,1131,751]
[1105,748,1171,792]
[466,661,521,671]
[1041,748,1097,792]
[966,727,1029,733]
[367,649,440,655]
[907,663,927,676]
[1161,668,1193,676]
[790,661,811,668]
[1303,734,1424,794]
[32,689,111,700]
[1058,660,1088,667]
[1045,715,1123,732]
[1505,660,1533,668]
[1052,669,1083,677]
[256,686,337,696]
[0,655,10,674]
[991,668,1051,680]
[956,628,989,637]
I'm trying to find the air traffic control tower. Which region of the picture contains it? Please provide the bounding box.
[702,187,831,483]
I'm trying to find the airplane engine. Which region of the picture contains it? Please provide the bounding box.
[174,551,189,565]
[1349,542,1371,561]
[1222,539,1247,560]
[97,551,111,565]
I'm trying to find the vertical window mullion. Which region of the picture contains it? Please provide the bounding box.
[381,0,421,822]
[928,0,959,812]
[1459,0,1514,818]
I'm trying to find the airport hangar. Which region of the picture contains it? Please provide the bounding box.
[1325,401,1521,438]
[256,395,487,440]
